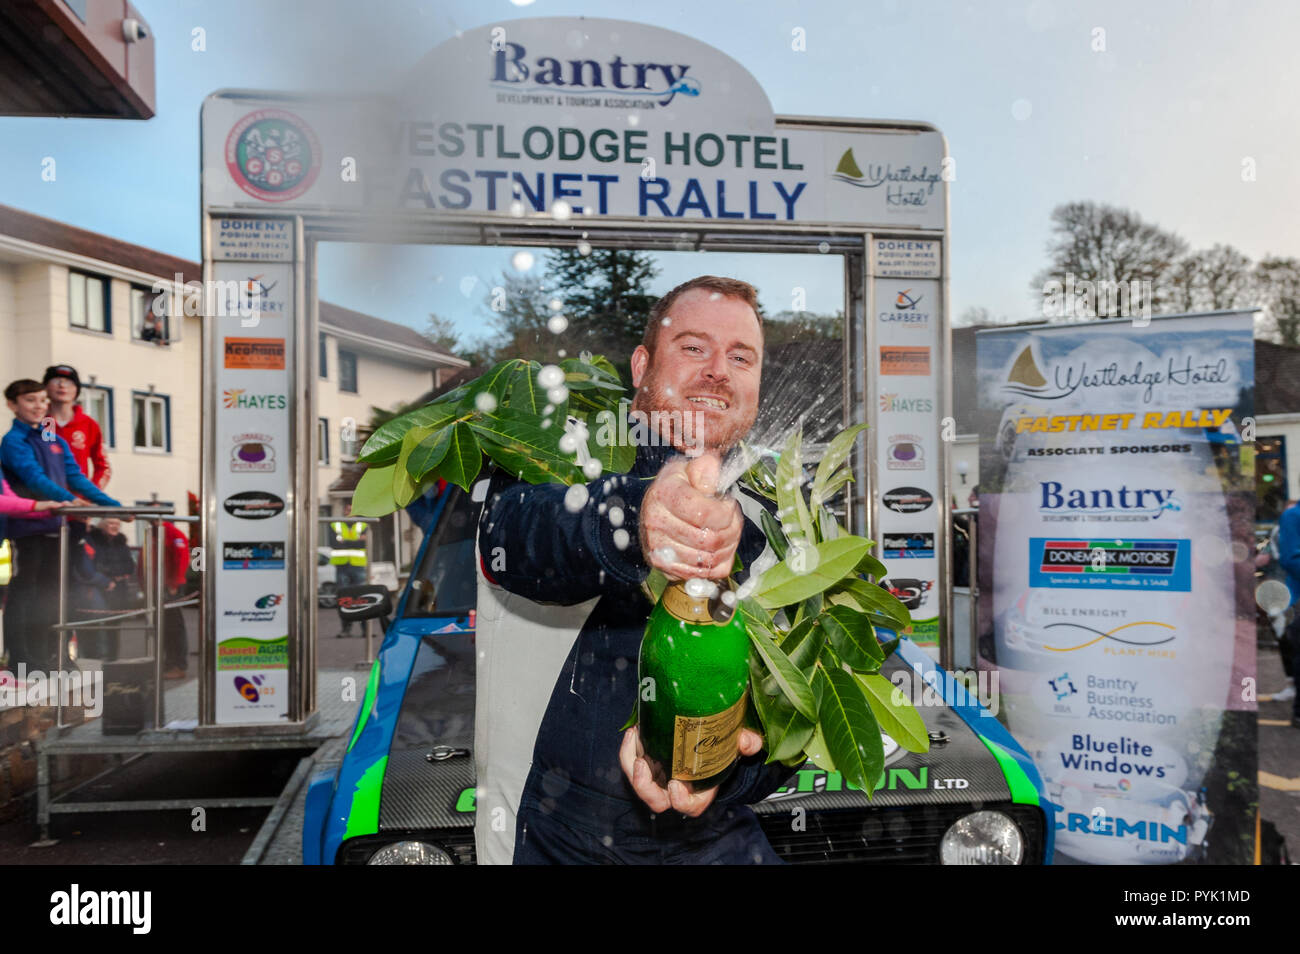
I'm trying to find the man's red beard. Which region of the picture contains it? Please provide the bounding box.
[630,372,753,455]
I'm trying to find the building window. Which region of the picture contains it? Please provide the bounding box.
[69,271,110,334]
[82,386,115,448]
[319,334,328,379]
[131,286,172,345]
[338,349,357,393]
[132,392,171,453]
[318,417,330,465]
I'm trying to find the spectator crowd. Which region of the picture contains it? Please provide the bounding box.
[1,365,192,681]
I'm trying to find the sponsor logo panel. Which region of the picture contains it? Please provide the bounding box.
[223,337,285,369]
[881,486,934,514]
[883,532,935,559]
[223,491,286,519]
[1028,538,1191,591]
[222,541,286,570]
[230,433,275,472]
[885,434,925,470]
[880,345,930,375]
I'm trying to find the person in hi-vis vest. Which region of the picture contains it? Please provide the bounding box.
[330,501,367,637]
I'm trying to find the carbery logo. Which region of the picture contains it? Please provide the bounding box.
[492,43,699,106]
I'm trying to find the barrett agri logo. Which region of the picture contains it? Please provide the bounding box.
[491,42,700,106]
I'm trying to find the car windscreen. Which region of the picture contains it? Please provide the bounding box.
[405,484,478,617]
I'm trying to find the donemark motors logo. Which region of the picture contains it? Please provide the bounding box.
[1029,538,1191,591]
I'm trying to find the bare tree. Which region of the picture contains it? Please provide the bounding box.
[1255,256,1300,346]
[1031,201,1188,317]
[1165,244,1256,313]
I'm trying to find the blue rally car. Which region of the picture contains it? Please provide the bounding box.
[302,483,1056,865]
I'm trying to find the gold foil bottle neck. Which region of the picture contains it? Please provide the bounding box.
[661,581,711,621]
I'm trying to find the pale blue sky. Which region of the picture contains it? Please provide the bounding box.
[1,0,1295,342]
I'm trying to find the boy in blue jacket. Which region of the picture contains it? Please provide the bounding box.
[2,379,119,673]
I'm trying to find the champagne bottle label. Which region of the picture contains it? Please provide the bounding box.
[671,690,749,781]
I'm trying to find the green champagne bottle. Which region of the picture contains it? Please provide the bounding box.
[637,579,751,792]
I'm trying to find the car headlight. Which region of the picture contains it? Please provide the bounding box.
[940,810,1025,864]
[366,840,454,865]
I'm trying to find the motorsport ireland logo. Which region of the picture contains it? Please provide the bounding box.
[225,109,321,203]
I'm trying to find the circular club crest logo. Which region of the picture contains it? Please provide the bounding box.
[225,109,321,202]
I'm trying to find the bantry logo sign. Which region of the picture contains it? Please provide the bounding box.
[1038,481,1181,521]
[492,43,701,107]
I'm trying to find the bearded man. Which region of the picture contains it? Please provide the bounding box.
[474,275,794,865]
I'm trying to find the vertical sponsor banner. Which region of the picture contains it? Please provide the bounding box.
[975,313,1256,863]
[210,257,294,723]
[874,269,942,653]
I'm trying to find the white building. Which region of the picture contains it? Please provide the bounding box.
[0,205,467,530]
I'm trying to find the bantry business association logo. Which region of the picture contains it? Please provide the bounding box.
[225,109,321,202]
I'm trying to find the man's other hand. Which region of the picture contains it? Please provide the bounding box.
[619,726,763,817]
[639,453,742,581]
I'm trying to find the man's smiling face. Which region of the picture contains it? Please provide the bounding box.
[630,288,763,454]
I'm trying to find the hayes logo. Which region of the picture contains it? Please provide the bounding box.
[879,393,935,413]
[881,487,934,514]
[1038,481,1181,520]
[223,337,285,370]
[492,43,700,106]
[880,346,930,375]
[230,434,275,473]
[1029,538,1191,591]
[223,491,285,519]
[223,389,287,410]
[222,541,285,570]
[886,434,925,470]
[225,109,321,202]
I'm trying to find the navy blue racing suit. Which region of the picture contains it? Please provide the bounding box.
[478,441,795,864]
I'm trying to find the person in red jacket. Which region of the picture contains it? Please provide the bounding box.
[44,365,111,489]
[139,520,191,678]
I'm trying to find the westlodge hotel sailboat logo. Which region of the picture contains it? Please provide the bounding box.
[1000,343,1233,404]
[830,148,944,207]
